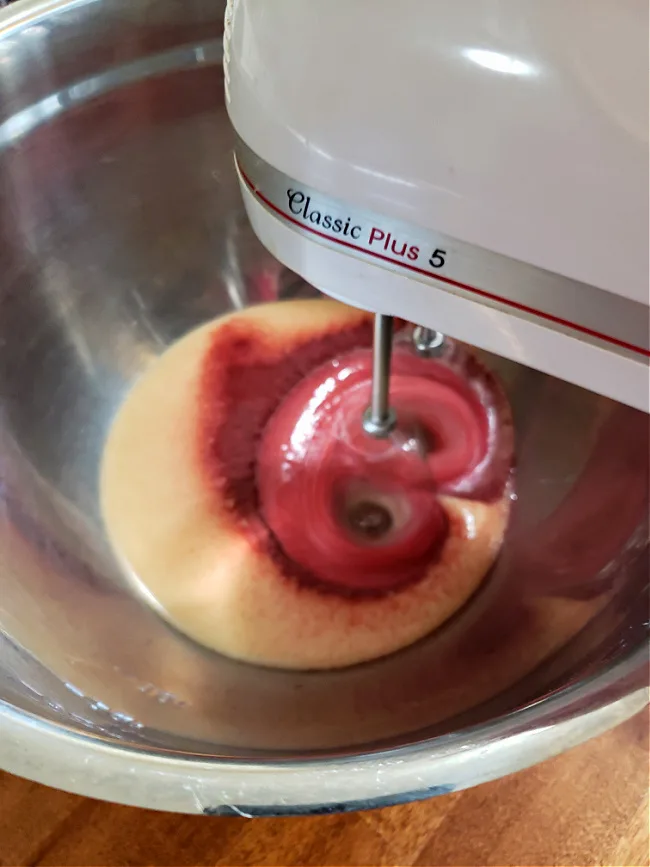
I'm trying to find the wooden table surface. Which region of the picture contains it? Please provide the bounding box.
[1,710,647,867]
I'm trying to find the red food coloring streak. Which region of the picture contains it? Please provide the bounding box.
[196,315,511,598]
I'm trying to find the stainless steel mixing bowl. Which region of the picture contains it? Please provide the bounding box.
[1,0,648,816]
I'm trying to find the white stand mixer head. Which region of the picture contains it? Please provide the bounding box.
[225,0,649,412]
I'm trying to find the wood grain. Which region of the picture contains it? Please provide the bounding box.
[0,710,647,867]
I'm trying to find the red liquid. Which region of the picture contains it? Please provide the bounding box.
[197,317,513,597]
[257,346,511,594]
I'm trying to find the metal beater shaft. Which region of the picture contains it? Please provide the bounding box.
[363,314,397,438]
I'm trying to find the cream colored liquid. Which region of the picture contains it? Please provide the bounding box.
[100,301,518,670]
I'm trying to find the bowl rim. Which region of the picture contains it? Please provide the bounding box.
[1,644,647,814]
[0,0,94,33]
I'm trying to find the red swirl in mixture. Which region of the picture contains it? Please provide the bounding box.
[198,316,512,598]
[257,345,511,594]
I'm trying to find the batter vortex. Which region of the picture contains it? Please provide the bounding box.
[101,299,515,670]
[257,341,511,595]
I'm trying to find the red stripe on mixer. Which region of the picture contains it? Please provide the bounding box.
[238,162,650,360]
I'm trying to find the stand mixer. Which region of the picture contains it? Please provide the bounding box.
[225,0,649,418]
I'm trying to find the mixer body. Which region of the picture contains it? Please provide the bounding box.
[225,0,649,412]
